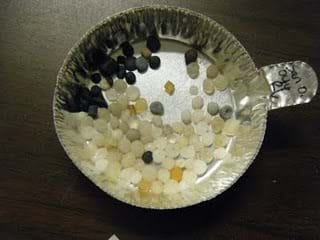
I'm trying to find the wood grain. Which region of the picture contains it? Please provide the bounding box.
[0,1,319,239]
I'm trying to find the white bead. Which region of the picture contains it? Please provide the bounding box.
[151,181,163,194]
[189,85,199,95]
[153,149,167,164]
[192,110,205,124]
[126,86,140,101]
[223,119,240,136]
[166,144,180,158]
[142,165,158,181]
[181,109,192,124]
[201,132,214,146]
[91,148,108,162]
[158,168,170,183]
[172,122,185,134]
[79,126,98,140]
[131,140,144,158]
[213,148,227,159]
[163,180,179,194]
[93,119,109,133]
[121,152,136,168]
[193,160,207,175]
[94,158,109,173]
[113,80,127,94]
[162,158,175,169]
[203,79,215,95]
[105,161,121,181]
[206,64,218,79]
[118,137,131,154]
[213,74,229,91]
[97,108,110,122]
[130,169,142,184]
[105,88,118,101]
[152,115,163,127]
[181,146,195,159]
[182,170,197,184]
[192,96,204,110]
[176,159,186,168]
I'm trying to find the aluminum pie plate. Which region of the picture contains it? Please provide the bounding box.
[53,6,318,209]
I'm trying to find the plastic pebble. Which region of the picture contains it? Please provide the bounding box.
[109,102,122,117]
[151,181,163,194]
[181,146,195,159]
[99,79,111,90]
[138,179,151,193]
[149,56,161,69]
[164,81,175,95]
[192,110,205,124]
[91,73,101,84]
[213,134,228,148]
[203,79,215,95]
[125,71,136,85]
[150,101,164,115]
[125,56,136,71]
[126,86,140,101]
[185,49,198,65]
[193,160,207,175]
[122,41,134,57]
[134,98,148,113]
[153,149,166,164]
[116,65,126,79]
[142,151,153,164]
[142,165,157,181]
[187,62,200,79]
[207,102,219,116]
[158,168,170,182]
[162,158,175,169]
[182,170,197,184]
[146,35,161,52]
[141,47,152,59]
[219,105,233,120]
[88,105,98,118]
[181,110,192,124]
[189,85,199,95]
[223,119,240,136]
[110,116,120,129]
[105,161,121,181]
[105,88,118,101]
[206,64,218,79]
[170,167,183,182]
[113,80,127,94]
[192,96,204,109]
[172,122,185,134]
[213,74,229,91]
[213,148,227,159]
[131,140,144,158]
[211,116,225,133]
[118,137,131,153]
[121,152,136,167]
[152,115,163,127]
[163,180,179,194]
[117,95,128,111]
[201,132,214,146]
[126,129,141,142]
[136,56,149,73]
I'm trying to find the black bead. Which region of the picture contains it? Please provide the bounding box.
[90,85,102,97]
[105,39,114,49]
[65,97,80,112]
[142,151,153,164]
[85,48,108,70]
[184,49,198,65]
[117,55,126,64]
[90,73,101,84]
[125,71,136,85]
[117,65,126,79]
[79,98,89,112]
[149,56,161,69]
[99,58,119,77]
[121,41,134,57]
[88,105,98,118]
[125,56,137,71]
[146,35,161,53]
[91,96,108,108]
[106,76,114,87]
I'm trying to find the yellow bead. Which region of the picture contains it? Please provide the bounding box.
[134,98,148,113]
[138,179,151,193]
[211,116,225,133]
[127,105,136,116]
[164,81,175,95]
[170,167,183,182]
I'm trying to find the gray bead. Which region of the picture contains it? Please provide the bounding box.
[219,105,233,120]
[150,101,164,115]
[207,102,219,116]
[136,56,148,73]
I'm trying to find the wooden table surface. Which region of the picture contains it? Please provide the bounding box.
[1,1,320,239]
